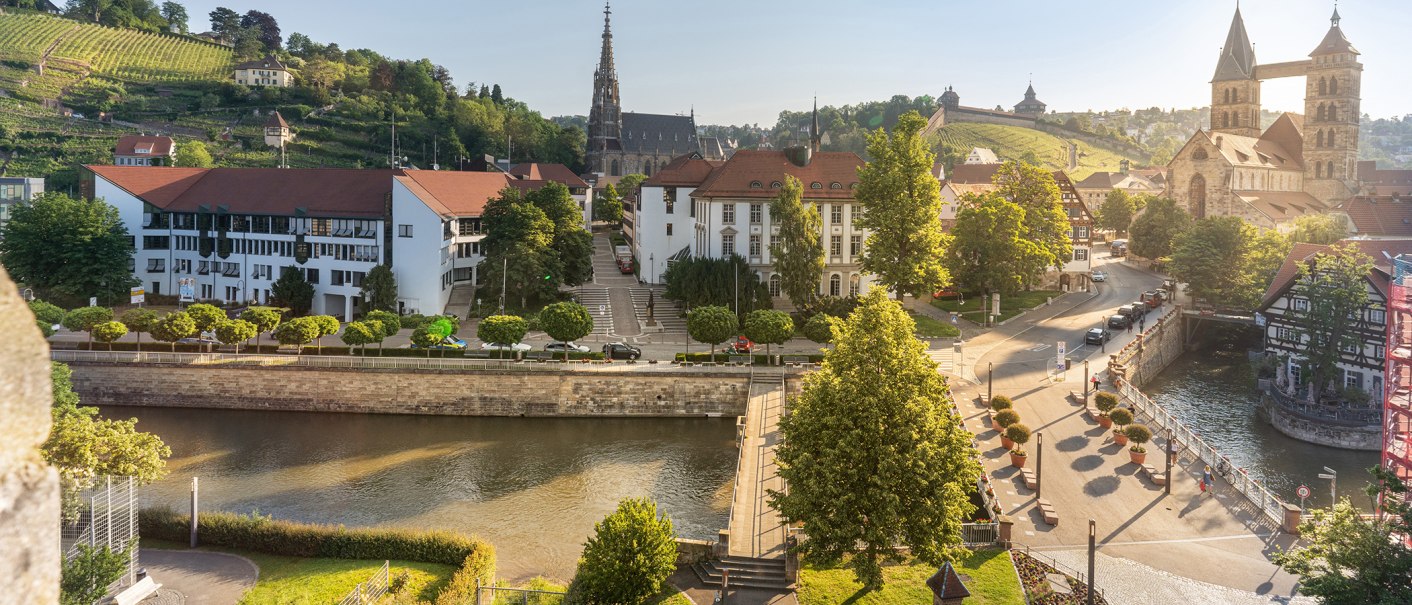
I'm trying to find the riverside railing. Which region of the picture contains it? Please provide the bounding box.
[1118,380,1288,526]
[49,349,755,374]
[1266,385,1382,426]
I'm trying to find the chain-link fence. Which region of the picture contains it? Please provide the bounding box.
[336,561,389,605]
[60,476,140,597]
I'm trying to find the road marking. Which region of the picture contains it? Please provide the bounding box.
[1025,533,1278,550]
[1028,344,1052,352]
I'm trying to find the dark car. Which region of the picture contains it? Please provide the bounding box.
[1107,314,1132,330]
[1085,328,1112,345]
[1128,303,1149,318]
[602,342,642,360]
[1117,305,1141,320]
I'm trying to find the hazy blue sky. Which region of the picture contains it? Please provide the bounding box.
[181,0,1411,125]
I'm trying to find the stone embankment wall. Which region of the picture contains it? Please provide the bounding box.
[1108,306,1185,388]
[67,364,751,417]
[1260,402,1382,450]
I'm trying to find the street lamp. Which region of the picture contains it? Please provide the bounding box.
[1099,321,1106,353]
[1087,519,1097,605]
[1317,467,1337,506]
[987,361,994,404]
[649,253,655,284]
[1036,432,1044,499]
[1083,359,1090,403]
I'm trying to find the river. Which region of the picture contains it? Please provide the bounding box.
[1141,330,1380,510]
[102,406,736,582]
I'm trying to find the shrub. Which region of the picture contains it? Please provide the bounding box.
[29,299,67,326]
[1125,424,1153,452]
[989,395,1013,412]
[802,313,837,344]
[994,409,1021,428]
[566,498,677,605]
[1108,407,1133,427]
[1006,423,1031,456]
[1094,391,1119,414]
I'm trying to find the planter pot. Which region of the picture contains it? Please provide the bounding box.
[1009,452,1028,468]
[1098,415,1113,429]
[1001,437,1015,450]
[1129,449,1147,465]
[992,419,1004,433]
[1113,432,1129,446]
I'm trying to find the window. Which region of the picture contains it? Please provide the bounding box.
[811,182,823,190]
[1291,298,1309,312]
[1277,327,1298,343]
[145,258,165,273]
[722,234,735,256]
[749,234,761,256]
[770,181,782,189]
[664,189,676,214]
[1075,225,1089,239]
[1074,248,1089,261]
[831,235,842,256]
[849,274,860,296]
[850,235,862,256]
[398,224,413,238]
[830,182,842,190]
[768,274,781,296]
[750,181,763,189]
[722,203,735,223]
[829,274,841,296]
[750,204,762,224]
[143,236,170,250]
[1370,309,1387,325]
[1344,369,1363,390]
[666,224,673,236]
[310,218,331,236]
[831,204,842,224]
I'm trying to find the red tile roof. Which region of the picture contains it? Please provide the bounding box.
[692,150,864,199]
[1259,238,1412,308]
[947,163,1004,184]
[642,154,722,188]
[89,165,402,218]
[396,171,513,217]
[1334,196,1412,237]
[114,135,174,158]
[264,111,288,129]
[508,163,589,189]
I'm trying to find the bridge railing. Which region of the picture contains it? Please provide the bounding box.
[1118,380,1288,527]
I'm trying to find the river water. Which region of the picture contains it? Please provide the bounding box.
[101,406,736,582]
[1141,331,1380,510]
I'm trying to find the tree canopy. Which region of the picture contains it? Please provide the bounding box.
[992,160,1071,284]
[743,309,794,357]
[271,267,314,316]
[1288,243,1375,401]
[1096,189,1137,234]
[944,192,1043,296]
[767,175,824,308]
[1128,196,1191,260]
[567,497,678,605]
[686,305,737,358]
[540,302,593,360]
[477,314,528,347]
[359,265,399,313]
[1288,213,1350,245]
[173,140,213,168]
[593,183,624,225]
[214,319,257,353]
[661,255,771,320]
[1168,216,1254,306]
[854,111,951,299]
[0,193,136,306]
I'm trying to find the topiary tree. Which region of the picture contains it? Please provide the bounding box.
[803,313,838,345]
[239,306,283,350]
[363,319,386,355]
[184,303,225,335]
[477,315,528,358]
[540,302,593,362]
[566,497,677,605]
[29,299,67,326]
[989,395,1013,412]
[119,308,158,349]
[214,319,258,354]
[311,315,340,354]
[1094,391,1119,415]
[1005,423,1032,456]
[341,321,375,355]
[62,306,114,347]
[687,305,737,360]
[90,320,128,351]
[1109,407,1134,433]
[994,409,1021,429]
[365,310,401,354]
[150,311,196,352]
[273,317,319,353]
[744,309,794,360]
[1125,424,1152,453]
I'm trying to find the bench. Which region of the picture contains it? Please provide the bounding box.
[1141,464,1167,486]
[463,351,493,359]
[728,355,754,366]
[781,355,811,366]
[524,351,554,361]
[1020,468,1038,490]
[1036,498,1059,525]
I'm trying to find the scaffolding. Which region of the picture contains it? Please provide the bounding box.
[1384,257,1412,506]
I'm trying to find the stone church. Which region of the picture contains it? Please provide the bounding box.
[1165,7,1362,230]
[585,3,701,178]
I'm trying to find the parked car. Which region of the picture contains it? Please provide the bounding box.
[1090,270,1107,283]
[177,336,220,346]
[602,342,642,360]
[727,336,754,354]
[411,335,467,350]
[1128,302,1149,318]
[1140,290,1163,307]
[1111,244,1128,257]
[545,342,590,354]
[932,288,960,300]
[1084,328,1112,345]
[1109,239,1128,250]
[1154,288,1171,302]
[1117,305,1141,320]
[617,258,634,274]
[1107,314,1132,329]
[480,341,531,352]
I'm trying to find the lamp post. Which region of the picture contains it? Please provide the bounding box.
[1165,429,1174,496]
[987,361,994,404]
[1087,519,1097,605]
[1318,467,1337,506]
[1099,321,1106,353]
[1083,359,1090,403]
[1036,432,1044,499]
[649,253,655,285]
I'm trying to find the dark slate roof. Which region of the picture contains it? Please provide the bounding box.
[1213,8,1256,81]
[264,111,288,129]
[234,55,288,71]
[926,562,971,600]
[1310,24,1358,56]
[619,112,698,155]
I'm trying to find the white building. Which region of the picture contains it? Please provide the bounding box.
[965,147,1000,165]
[0,176,44,235]
[233,55,294,87]
[391,170,514,315]
[113,135,174,167]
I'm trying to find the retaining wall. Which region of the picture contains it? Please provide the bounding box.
[1108,306,1185,388]
[1260,398,1382,451]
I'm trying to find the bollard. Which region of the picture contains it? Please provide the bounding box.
[190,477,199,548]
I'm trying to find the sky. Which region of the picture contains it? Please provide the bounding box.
[178,0,1412,126]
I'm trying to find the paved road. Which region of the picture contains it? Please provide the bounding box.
[957,252,1313,602]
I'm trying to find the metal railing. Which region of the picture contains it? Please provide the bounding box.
[1118,381,1288,526]
[336,561,389,605]
[961,522,998,546]
[49,349,755,374]
[474,579,566,604]
[1013,545,1106,603]
[1266,384,1382,425]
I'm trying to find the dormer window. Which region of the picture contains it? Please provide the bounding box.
[770,181,782,189]
[750,181,763,189]
[830,182,842,190]
[810,182,823,189]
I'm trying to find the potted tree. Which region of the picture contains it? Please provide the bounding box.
[994,410,1021,442]
[1126,424,1153,464]
[1094,391,1119,428]
[1109,407,1134,445]
[1006,424,1031,468]
[989,395,1013,431]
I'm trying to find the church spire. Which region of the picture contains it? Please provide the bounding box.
[587,1,622,175]
[596,2,615,80]
[810,97,821,152]
[1212,6,1257,81]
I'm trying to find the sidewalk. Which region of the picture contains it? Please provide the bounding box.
[139,549,258,605]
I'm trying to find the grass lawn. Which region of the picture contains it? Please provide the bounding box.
[797,549,1025,605]
[486,576,691,605]
[907,311,961,338]
[930,290,1063,325]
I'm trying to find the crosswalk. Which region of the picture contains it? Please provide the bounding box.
[575,287,615,335]
[927,346,955,374]
[630,286,687,332]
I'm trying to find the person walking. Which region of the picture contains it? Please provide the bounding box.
[1203,465,1215,496]
[1126,321,1133,334]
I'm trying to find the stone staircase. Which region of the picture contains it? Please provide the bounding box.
[690,556,792,590]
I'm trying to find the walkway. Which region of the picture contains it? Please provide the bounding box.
[582,232,641,338]
[139,549,258,605]
[727,371,789,559]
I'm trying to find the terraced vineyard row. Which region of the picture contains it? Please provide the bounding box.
[0,12,233,84]
[0,13,74,62]
[933,122,1146,179]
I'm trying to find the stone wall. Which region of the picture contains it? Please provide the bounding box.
[1108,307,1186,389]
[0,266,61,605]
[67,364,751,417]
[1260,397,1382,451]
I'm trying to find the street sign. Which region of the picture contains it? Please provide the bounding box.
[1056,341,1066,366]
[950,312,958,324]
[599,304,606,314]
[130,286,145,305]
[178,278,195,303]
[1296,485,1311,499]
[991,293,1001,316]
[89,296,97,307]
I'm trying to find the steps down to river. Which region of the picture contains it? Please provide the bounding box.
[690,556,791,590]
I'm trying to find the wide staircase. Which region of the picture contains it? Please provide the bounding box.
[691,556,791,590]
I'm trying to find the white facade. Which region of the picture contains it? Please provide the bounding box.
[634,184,695,284]
[390,179,454,316]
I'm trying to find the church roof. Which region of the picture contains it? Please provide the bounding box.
[642,153,722,187]
[1212,8,1256,81]
[619,112,698,155]
[1233,191,1327,226]
[1201,112,1305,171]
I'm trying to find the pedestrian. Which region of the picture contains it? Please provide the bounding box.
[1203,465,1215,495]
[1126,321,1133,334]
[1139,318,1146,332]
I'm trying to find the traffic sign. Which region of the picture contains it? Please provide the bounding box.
[1296,485,1311,499]
[599,304,606,314]
[130,286,145,305]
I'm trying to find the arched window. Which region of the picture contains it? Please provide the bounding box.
[750,181,763,189]
[770,181,782,189]
[829,182,842,190]
[1221,112,1230,128]
[1327,161,1336,179]
[644,161,653,177]
[1192,148,1208,160]
[1232,112,1239,127]
[1238,172,1245,189]
[1223,89,1231,103]
[1330,77,1339,95]
[1319,77,1328,95]
[1316,163,1323,178]
[1317,104,1326,121]
[1327,130,1335,147]
[829,274,841,297]
[610,159,620,176]
[849,274,860,296]
[768,274,781,297]
[1190,174,1207,219]
[1316,130,1324,147]
[810,182,823,190]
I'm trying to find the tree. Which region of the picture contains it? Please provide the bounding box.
[207,6,239,41]
[1096,189,1137,234]
[661,255,771,318]
[1289,213,1349,245]
[150,311,195,351]
[239,306,282,349]
[1242,229,1292,308]
[540,302,593,361]
[61,306,113,346]
[184,302,225,340]
[528,182,593,287]
[29,299,67,327]
[944,193,1043,296]
[362,319,386,354]
[744,309,793,358]
[477,314,527,358]
[617,173,648,196]
[992,160,1071,284]
[1288,243,1375,401]
[118,308,157,348]
[854,111,950,300]
[803,313,838,344]
[340,321,375,355]
[480,190,560,307]
[568,498,677,605]
[159,1,187,33]
[768,175,824,308]
[0,193,136,306]
[62,543,134,605]
[271,267,314,316]
[491,84,503,105]
[686,305,737,359]
[213,319,257,354]
[272,316,318,353]
[1128,196,1191,261]
[90,320,127,351]
[311,315,340,354]
[593,183,624,225]
[240,9,280,51]
[1274,467,1412,604]
[364,310,401,354]
[359,265,399,313]
[173,140,213,168]
[1169,216,1253,306]
[769,289,980,588]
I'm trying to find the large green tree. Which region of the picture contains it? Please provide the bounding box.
[661,255,771,318]
[272,316,319,353]
[150,311,195,351]
[743,309,793,358]
[239,306,282,349]
[540,302,593,361]
[480,189,560,307]
[61,306,113,347]
[686,305,737,359]
[944,193,1043,296]
[271,267,314,316]
[0,193,136,306]
[1288,213,1350,245]
[1169,216,1253,306]
[566,497,678,605]
[1128,196,1191,261]
[992,160,1071,284]
[1287,243,1375,401]
[528,181,594,287]
[173,140,213,168]
[593,183,624,225]
[1096,189,1137,234]
[359,265,399,313]
[118,308,157,348]
[213,318,257,354]
[159,1,187,33]
[769,289,980,588]
[854,110,951,300]
[768,175,824,308]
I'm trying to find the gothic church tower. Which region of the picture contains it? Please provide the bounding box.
[1302,8,1361,202]
[586,2,622,176]
[1210,7,1261,138]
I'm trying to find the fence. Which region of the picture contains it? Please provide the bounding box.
[60,476,139,598]
[1013,544,1107,603]
[474,580,566,605]
[1118,380,1289,526]
[1266,384,1383,425]
[961,522,999,546]
[336,561,389,605]
[50,349,753,374]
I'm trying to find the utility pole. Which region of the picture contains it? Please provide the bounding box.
[499,257,507,314]
[1087,519,1097,605]
[987,362,994,403]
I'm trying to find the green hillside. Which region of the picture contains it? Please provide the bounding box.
[931,122,1146,180]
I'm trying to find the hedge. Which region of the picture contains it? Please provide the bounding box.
[139,508,495,581]
[673,353,824,364]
